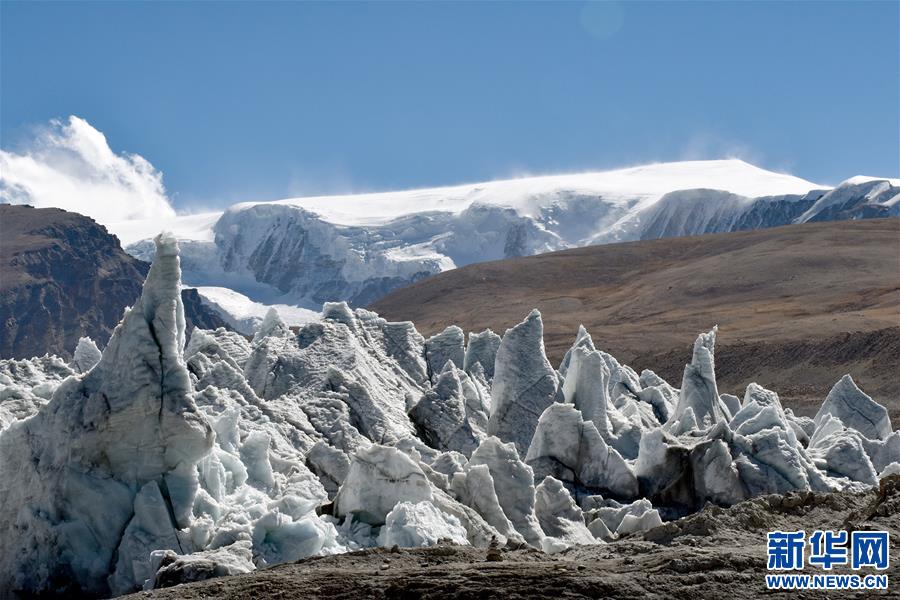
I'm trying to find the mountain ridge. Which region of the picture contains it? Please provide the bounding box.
[111,160,896,314]
[5,160,897,319]
[0,204,230,359]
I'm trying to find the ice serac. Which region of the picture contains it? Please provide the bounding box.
[710,382,836,498]
[3,249,900,594]
[720,393,741,420]
[636,370,678,424]
[408,362,485,457]
[558,325,595,378]
[559,344,645,459]
[333,444,433,525]
[148,543,254,590]
[630,373,880,511]
[184,326,251,370]
[243,302,422,448]
[561,345,611,431]
[463,329,501,380]
[814,374,891,442]
[526,403,638,499]
[424,326,465,381]
[380,320,428,385]
[488,310,560,456]
[450,463,524,545]
[534,476,598,548]
[690,436,747,506]
[583,497,663,541]
[0,233,214,596]
[251,306,291,344]
[72,336,102,373]
[808,418,877,486]
[0,355,76,431]
[109,481,183,593]
[669,326,728,432]
[468,436,545,547]
[377,501,469,547]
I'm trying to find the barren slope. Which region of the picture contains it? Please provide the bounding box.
[371,219,900,422]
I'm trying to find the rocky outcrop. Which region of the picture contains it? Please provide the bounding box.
[0,205,228,359]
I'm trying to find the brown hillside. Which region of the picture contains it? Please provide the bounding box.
[0,204,229,359]
[371,219,900,423]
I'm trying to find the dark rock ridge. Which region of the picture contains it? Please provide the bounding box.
[0,204,229,359]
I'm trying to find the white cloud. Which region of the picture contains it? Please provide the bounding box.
[0,116,176,224]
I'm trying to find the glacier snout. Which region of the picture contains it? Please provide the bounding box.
[1,229,898,596]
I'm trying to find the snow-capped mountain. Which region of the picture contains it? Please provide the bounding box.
[115,160,898,320]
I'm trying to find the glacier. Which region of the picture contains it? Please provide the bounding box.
[0,236,897,596]
[115,160,899,316]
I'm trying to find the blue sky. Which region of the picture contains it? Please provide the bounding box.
[2,1,898,210]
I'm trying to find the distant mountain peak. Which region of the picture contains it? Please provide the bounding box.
[42,160,895,324]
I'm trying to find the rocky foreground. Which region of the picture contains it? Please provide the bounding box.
[126,481,900,599]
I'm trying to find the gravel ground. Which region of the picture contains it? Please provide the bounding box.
[122,478,900,599]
